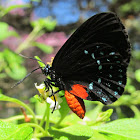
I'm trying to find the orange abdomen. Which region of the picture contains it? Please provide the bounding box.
[65,91,86,119]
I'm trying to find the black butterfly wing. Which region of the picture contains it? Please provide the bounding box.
[52,12,130,71]
[52,12,131,105]
[60,42,128,105]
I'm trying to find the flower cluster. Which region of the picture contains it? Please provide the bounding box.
[35,83,62,110]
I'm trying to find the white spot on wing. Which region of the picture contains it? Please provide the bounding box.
[91,53,95,59]
[89,82,93,90]
[97,60,100,65]
[84,50,88,54]
[109,52,115,55]
[98,78,101,84]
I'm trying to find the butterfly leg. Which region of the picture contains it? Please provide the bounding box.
[60,95,64,98]
[49,89,61,97]
[49,85,57,113]
[44,79,50,92]
[44,78,57,113]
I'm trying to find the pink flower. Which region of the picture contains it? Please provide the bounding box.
[37,32,67,47]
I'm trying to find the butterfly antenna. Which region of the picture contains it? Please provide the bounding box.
[19,54,46,65]
[11,67,41,88]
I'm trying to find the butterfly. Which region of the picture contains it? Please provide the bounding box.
[14,12,131,119]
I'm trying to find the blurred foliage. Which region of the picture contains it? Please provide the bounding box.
[0,22,18,41]
[0,4,56,82]
[119,0,140,16]
[0,49,27,80]
[0,4,31,18]
[0,0,140,139]
[135,70,140,83]
[16,17,56,53]
[31,17,57,31]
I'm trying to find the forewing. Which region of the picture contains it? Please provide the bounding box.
[52,12,130,73]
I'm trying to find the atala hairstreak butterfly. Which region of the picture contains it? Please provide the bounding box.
[13,12,131,119]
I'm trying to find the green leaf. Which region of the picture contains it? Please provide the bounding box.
[59,95,70,120]
[33,42,53,54]
[133,51,140,60]
[126,85,136,93]
[0,93,37,124]
[34,94,44,103]
[50,124,93,140]
[0,120,33,140]
[96,109,113,122]
[34,56,46,68]
[0,22,19,41]
[35,101,46,115]
[43,17,57,31]
[86,108,113,126]
[31,17,56,31]
[58,103,102,127]
[3,49,27,80]
[135,69,140,82]
[1,4,31,17]
[85,104,103,121]
[88,131,109,140]
[119,1,140,14]
[89,130,128,140]
[0,73,7,78]
[5,65,27,80]
[0,93,27,107]
[92,118,140,140]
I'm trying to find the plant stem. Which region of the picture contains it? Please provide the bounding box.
[45,102,50,131]
[39,102,49,127]
[19,101,38,124]
[16,26,43,53]
[54,117,65,128]
[0,97,38,124]
[0,115,56,124]
[130,105,140,119]
[0,115,42,122]
[24,123,50,136]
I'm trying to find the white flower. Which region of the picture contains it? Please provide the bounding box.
[34,83,46,95]
[46,97,62,110]
[35,83,62,110]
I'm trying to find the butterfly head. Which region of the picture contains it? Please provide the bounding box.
[41,64,51,76]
